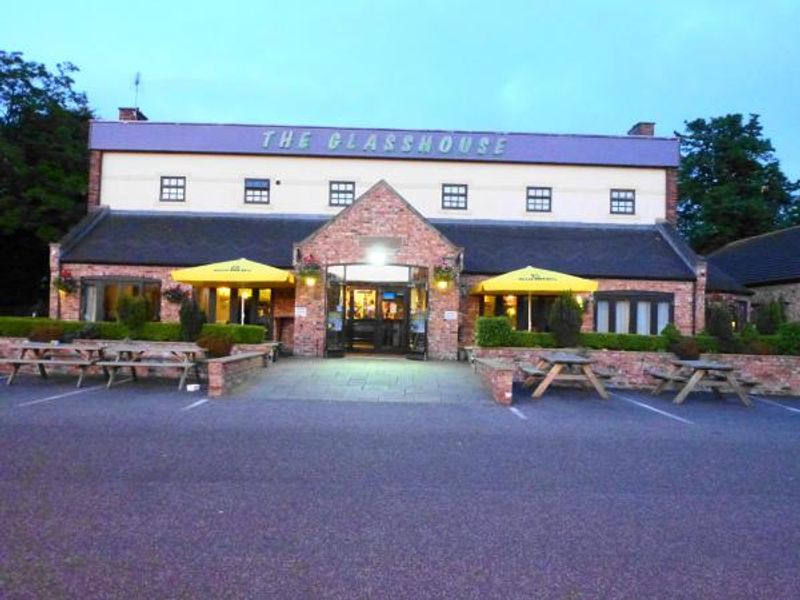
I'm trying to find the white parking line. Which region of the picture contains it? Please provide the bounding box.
[612,393,694,425]
[16,378,132,407]
[753,396,800,415]
[508,406,528,420]
[181,398,210,411]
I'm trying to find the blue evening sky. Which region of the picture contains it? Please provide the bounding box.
[5,0,799,179]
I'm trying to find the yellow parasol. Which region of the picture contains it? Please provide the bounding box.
[172,258,295,324]
[470,266,598,331]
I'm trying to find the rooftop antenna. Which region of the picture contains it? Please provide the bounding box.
[133,71,141,111]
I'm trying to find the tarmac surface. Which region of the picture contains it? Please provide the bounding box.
[1,360,799,599]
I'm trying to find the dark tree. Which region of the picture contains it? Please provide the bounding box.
[677,114,800,253]
[0,50,92,314]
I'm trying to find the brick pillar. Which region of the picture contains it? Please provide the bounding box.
[428,276,460,360]
[665,168,678,224]
[87,150,102,212]
[48,243,61,319]
[292,278,325,357]
[694,259,707,335]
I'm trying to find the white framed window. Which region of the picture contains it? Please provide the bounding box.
[595,292,674,335]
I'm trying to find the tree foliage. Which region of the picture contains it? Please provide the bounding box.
[0,50,92,313]
[677,114,800,253]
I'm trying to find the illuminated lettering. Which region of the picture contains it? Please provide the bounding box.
[401,135,414,152]
[438,135,453,153]
[418,135,433,153]
[328,132,341,149]
[363,134,378,151]
[262,130,276,148]
[345,133,357,149]
[384,134,396,151]
[494,137,507,155]
[278,130,293,149]
[298,131,312,149]
[477,136,490,154]
[458,136,472,153]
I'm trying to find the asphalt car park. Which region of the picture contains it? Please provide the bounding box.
[1,370,799,598]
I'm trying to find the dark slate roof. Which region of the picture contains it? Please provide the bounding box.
[706,262,753,295]
[89,120,680,168]
[61,211,698,281]
[432,220,696,280]
[60,210,325,268]
[708,225,800,286]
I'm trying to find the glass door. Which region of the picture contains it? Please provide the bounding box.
[347,287,378,351]
[325,279,346,356]
[376,287,407,352]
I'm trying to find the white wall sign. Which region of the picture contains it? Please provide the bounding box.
[295,306,307,318]
[444,310,458,321]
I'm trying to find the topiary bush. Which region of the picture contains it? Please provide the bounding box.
[179,298,207,342]
[116,295,151,333]
[547,292,584,347]
[672,337,701,360]
[776,322,800,355]
[28,323,64,342]
[705,303,738,353]
[754,300,786,335]
[476,316,513,347]
[198,332,234,358]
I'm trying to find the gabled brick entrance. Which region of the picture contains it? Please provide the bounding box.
[292,180,463,359]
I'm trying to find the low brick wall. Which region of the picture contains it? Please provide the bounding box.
[474,347,800,396]
[206,352,267,398]
[474,358,516,405]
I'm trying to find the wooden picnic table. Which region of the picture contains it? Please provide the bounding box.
[523,351,610,400]
[658,359,752,406]
[1,341,107,387]
[96,343,204,390]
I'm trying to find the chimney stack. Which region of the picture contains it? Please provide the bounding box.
[118,107,148,121]
[627,121,655,136]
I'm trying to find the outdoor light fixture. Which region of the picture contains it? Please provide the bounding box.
[368,246,387,266]
[305,276,317,287]
[436,280,449,290]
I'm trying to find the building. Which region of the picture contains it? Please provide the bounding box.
[708,225,800,322]
[50,109,709,359]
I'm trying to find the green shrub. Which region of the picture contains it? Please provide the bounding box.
[136,322,183,341]
[28,323,65,342]
[694,335,719,353]
[198,332,234,358]
[547,292,584,347]
[116,296,151,332]
[660,323,682,347]
[180,299,206,342]
[580,333,667,352]
[509,331,556,347]
[95,322,131,340]
[776,322,800,355]
[672,337,701,360]
[476,316,513,347]
[201,323,265,344]
[754,300,786,335]
[705,303,738,352]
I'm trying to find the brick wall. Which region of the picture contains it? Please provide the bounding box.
[88,150,102,212]
[475,347,800,396]
[474,358,515,405]
[207,352,266,397]
[751,282,800,322]
[665,168,678,224]
[293,181,461,359]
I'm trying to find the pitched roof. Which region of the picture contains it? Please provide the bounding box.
[432,220,696,280]
[708,225,800,286]
[705,262,753,295]
[89,120,679,168]
[60,211,698,281]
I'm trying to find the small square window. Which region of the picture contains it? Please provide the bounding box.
[160,176,186,202]
[526,187,552,212]
[244,178,270,204]
[329,181,355,206]
[442,183,468,209]
[610,189,635,214]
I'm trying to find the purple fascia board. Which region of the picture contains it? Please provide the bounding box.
[89,121,680,168]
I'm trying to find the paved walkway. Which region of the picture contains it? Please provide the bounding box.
[239,356,490,403]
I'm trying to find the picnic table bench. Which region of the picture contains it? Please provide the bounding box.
[524,352,610,400]
[1,341,106,388]
[647,360,753,406]
[95,343,204,390]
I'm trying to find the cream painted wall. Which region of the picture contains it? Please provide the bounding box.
[100,152,668,224]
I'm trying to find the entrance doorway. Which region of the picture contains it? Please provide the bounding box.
[324,264,428,358]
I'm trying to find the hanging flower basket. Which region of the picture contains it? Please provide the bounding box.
[433,261,457,289]
[53,269,78,294]
[297,254,322,286]
[163,285,190,304]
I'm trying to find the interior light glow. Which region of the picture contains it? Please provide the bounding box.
[368,246,387,266]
